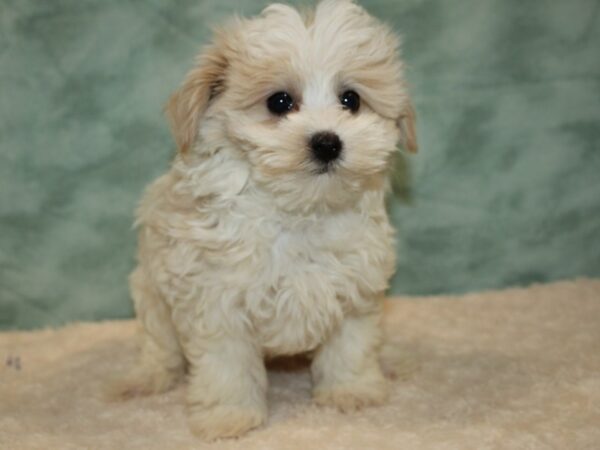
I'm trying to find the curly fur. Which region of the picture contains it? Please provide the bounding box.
[112,0,417,440]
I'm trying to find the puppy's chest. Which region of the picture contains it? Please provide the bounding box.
[238,217,389,355]
[160,202,393,354]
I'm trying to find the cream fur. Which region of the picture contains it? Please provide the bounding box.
[114,0,417,440]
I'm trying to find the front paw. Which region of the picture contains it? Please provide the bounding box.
[188,404,266,440]
[314,378,389,412]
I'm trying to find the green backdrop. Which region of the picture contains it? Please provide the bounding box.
[1,0,599,330]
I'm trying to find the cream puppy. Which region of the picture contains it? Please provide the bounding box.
[115,0,417,440]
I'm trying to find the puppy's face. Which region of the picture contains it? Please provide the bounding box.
[167,0,417,212]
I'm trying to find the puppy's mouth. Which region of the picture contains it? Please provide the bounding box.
[311,160,339,175]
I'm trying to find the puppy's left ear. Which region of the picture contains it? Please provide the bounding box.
[398,99,418,153]
[165,39,229,154]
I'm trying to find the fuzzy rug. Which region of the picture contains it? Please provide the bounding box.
[1,279,599,450]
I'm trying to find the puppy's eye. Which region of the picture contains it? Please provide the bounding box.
[267,91,295,116]
[340,90,360,113]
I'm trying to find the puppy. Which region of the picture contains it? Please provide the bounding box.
[115,0,417,440]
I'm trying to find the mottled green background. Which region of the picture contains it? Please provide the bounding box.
[1,0,599,330]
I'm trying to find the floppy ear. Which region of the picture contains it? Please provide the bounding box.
[165,42,228,154]
[398,99,418,153]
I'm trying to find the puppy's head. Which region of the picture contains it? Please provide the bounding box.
[167,0,417,212]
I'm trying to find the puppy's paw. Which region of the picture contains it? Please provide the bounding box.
[188,404,266,440]
[105,368,180,401]
[314,378,389,413]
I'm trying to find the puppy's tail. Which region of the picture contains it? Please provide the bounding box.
[104,366,183,402]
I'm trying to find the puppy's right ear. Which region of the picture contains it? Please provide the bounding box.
[165,40,228,154]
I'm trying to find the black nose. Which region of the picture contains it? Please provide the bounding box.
[310,131,342,164]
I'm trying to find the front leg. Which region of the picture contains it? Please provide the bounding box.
[312,311,388,412]
[184,327,267,440]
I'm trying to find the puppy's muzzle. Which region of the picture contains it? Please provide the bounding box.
[310,131,342,165]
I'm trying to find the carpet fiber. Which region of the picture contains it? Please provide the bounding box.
[1,279,599,449]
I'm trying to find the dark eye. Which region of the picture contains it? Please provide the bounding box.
[340,90,360,113]
[267,91,295,116]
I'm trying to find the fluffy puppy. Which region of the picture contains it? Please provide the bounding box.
[115,0,417,440]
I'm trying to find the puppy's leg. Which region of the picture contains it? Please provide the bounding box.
[185,328,267,440]
[312,310,388,412]
[107,267,185,399]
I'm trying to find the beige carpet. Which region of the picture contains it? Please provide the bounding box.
[1,280,599,450]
